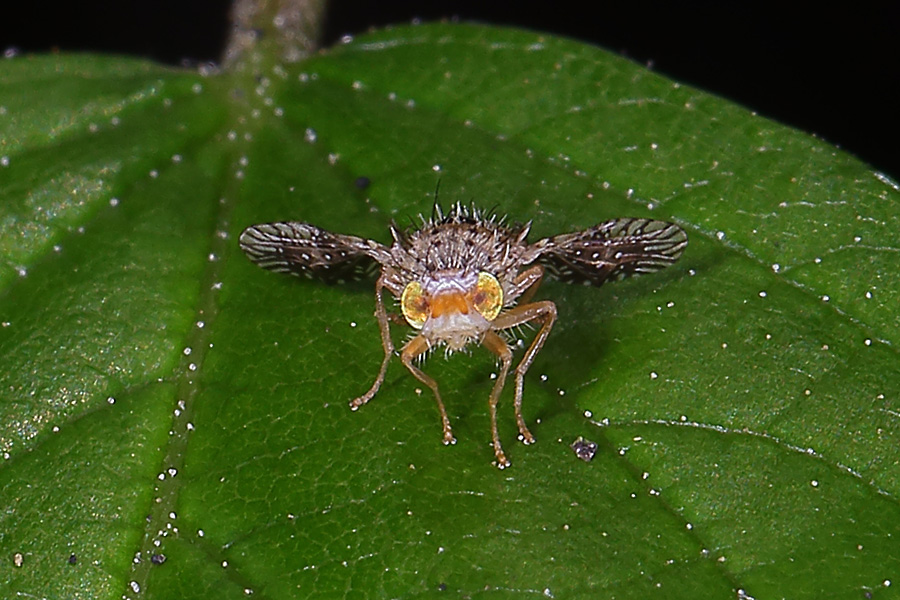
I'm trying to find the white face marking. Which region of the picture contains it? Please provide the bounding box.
[422,309,492,351]
[421,270,477,295]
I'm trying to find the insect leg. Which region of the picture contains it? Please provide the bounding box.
[482,330,513,469]
[400,335,456,445]
[492,300,558,444]
[507,265,545,305]
[350,276,394,410]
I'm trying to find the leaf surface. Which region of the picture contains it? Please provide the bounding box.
[1,23,898,599]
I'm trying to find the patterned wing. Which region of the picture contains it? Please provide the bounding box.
[528,218,687,286]
[239,222,391,284]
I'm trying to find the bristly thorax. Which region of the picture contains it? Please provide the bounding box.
[383,204,531,299]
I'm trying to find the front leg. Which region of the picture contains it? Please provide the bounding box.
[400,335,456,445]
[481,330,513,469]
[350,276,394,410]
[491,300,558,444]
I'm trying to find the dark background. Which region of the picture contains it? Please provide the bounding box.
[2,1,896,177]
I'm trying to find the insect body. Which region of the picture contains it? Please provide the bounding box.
[239,204,687,468]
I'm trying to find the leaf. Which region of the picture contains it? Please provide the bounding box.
[2,21,899,599]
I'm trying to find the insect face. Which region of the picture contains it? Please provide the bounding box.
[239,203,688,468]
[401,271,504,351]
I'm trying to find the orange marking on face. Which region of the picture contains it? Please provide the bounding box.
[430,291,470,318]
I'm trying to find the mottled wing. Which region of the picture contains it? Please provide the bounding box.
[239,222,390,284]
[529,218,687,286]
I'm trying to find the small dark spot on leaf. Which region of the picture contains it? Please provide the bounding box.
[151,554,167,565]
[571,436,598,462]
[68,554,77,565]
[355,176,371,190]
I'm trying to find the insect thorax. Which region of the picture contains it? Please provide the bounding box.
[383,220,530,298]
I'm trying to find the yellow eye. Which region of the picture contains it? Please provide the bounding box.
[472,272,503,321]
[401,281,429,329]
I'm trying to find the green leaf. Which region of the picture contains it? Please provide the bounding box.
[2,21,899,599]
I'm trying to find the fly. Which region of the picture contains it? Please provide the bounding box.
[239,203,687,468]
